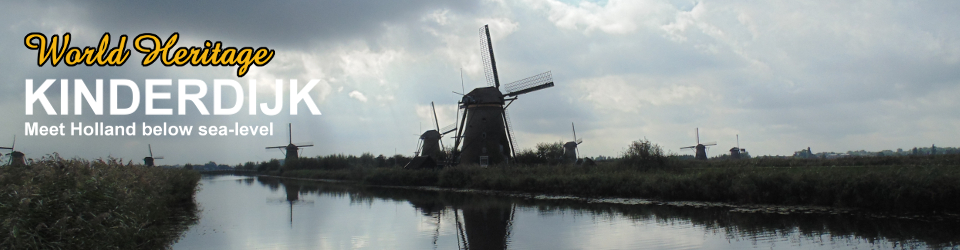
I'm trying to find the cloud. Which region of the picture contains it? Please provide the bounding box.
[348,91,368,102]
[3,0,960,164]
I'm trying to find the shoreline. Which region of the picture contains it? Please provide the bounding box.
[245,170,960,222]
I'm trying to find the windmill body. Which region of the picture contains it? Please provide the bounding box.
[458,87,512,165]
[417,130,443,159]
[452,25,556,166]
[143,157,155,167]
[562,122,583,163]
[562,141,579,162]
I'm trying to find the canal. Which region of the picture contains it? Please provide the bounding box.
[171,175,959,250]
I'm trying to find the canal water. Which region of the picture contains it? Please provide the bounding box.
[171,175,959,250]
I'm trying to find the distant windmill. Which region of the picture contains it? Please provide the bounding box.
[415,102,457,161]
[680,128,716,160]
[452,24,556,166]
[563,122,583,163]
[266,123,313,164]
[143,144,164,167]
[729,134,746,159]
[0,135,25,166]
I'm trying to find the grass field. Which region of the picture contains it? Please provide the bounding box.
[0,155,201,249]
[283,154,960,214]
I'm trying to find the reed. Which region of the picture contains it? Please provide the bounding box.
[0,155,201,249]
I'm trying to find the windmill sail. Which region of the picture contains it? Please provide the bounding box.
[479,25,500,88]
[504,71,554,97]
[503,108,518,160]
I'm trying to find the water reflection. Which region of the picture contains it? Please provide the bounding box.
[172,175,960,250]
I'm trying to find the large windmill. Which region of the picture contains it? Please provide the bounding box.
[452,24,556,166]
[143,144,164,167]
[266,123,313,164]
[0,135,25,166]
[563,122,583,163]
[680,128,715,160]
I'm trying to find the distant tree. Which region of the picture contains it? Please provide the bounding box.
[622,138,666,167]
[536,142,565,163]
[184,163,193,170]
[376,154,387,168]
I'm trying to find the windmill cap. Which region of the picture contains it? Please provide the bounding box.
[462,86,504,105]
[420,130,441,139]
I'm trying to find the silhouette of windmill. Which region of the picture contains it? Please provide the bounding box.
[407,103,458,169]
[0,135,25,166]
[680,128,715,160]
[417,102,458,160]
[563,122,583,163]
[266,123,313,164]
[452,24,556,166]
[729,134,746,159]
[143,144,164,167]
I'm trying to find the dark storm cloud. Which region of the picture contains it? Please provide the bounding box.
[69,0,483,49]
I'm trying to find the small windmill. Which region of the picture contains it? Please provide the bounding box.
[0,135,25,166]
[729,134,746,159]
[266,123,313,164]
[680,128,715,160]
[415,102,457,160]
[143,144,164,167]
[563,122,583,163]
[451,24,556,166]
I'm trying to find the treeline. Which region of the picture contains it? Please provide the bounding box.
[226,153,415,172]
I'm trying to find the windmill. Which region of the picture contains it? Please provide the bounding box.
[406,102,458,169]
[451,24,556,166]
[680,128,715,160]
[0,135,25,166]
[563,122,583,163]
[729,134,746,159]
[143,144,164,167]
[417,102,458,159]
[266,123,313,164]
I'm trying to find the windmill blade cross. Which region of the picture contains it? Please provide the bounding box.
[294,142,314,147]
[703,142,717,146]
[266,146,286,149]
[154,156,165,160]
[680,146,696,149]
[576,138,583,145]
[504,71,554,97]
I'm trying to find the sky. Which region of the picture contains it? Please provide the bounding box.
[2,0,959,165]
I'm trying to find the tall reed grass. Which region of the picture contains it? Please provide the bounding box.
[0,155,201,249]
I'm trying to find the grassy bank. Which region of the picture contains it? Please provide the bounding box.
[283,156,960,214]
[0,155,201,249]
